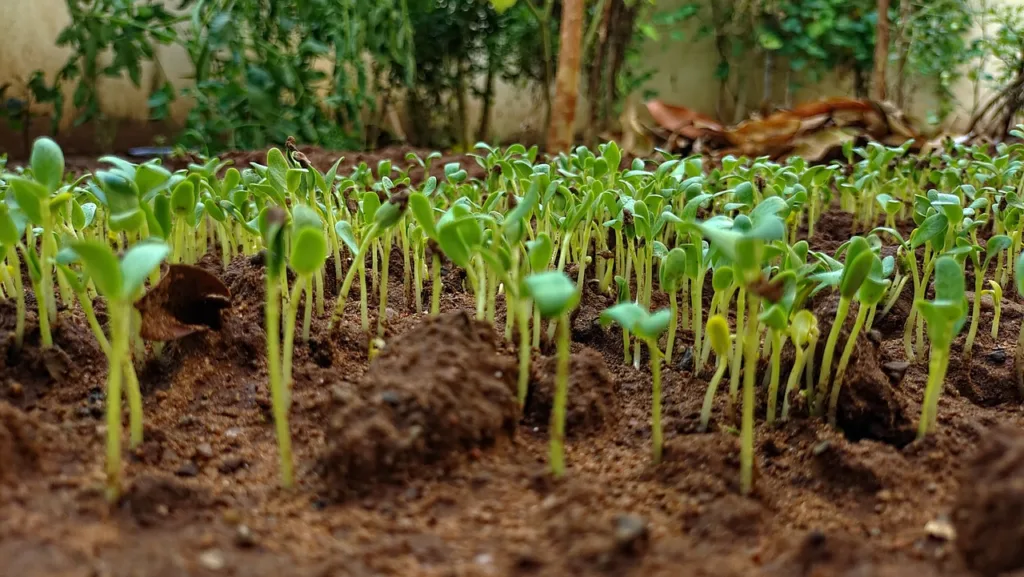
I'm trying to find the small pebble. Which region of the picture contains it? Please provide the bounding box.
[8,381,23,397]
[613,514,649,550]
[812,441,831,456]
[195,443,215,461]
[175,461,199,477]
[235,524,256,548]
[677,347,694,372]
[222,508,241,524]
[925,518,956,541]
[218,457,247,474]
[380,391,401,406]
[223,427,242,439]
[882,361,910,383]
[198,549,226,571]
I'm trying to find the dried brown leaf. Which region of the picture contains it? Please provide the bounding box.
[135,264,231,341]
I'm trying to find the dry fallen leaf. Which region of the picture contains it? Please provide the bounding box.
[135,264,231,341]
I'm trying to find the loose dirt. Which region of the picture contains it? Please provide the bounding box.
[1,150,1023,576]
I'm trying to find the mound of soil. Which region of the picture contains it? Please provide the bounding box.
[524,347,618,437]
[955,425,1024,576]
[320,311,518,498]
[0,402,43,483]
[811,295,915,446]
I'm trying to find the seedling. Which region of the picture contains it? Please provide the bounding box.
[600,302,672,463]
[813,236,873,416]
[986,280,1003,340]
[698,314,732,432]
[261,206,295,488]
[781,310,818,421]
[67,239,170,502]
[283,206,329,391]
[524,271,580,477]
[1015,252,1024,397]
[916,256,968,438]
[0,204,25,350]
[963,235,1012,359]
[828,252,889,426]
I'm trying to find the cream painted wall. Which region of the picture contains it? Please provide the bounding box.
[0,0,1017,147]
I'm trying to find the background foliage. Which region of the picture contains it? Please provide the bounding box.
[3,0,1017,153]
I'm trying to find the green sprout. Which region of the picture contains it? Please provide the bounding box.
[696,212,784,496]
[67,239,169,502]
[524,271,580,478]
[986,280,1003,340]
[6,137,68,348]
[0,204,25,350]
[1015,252,1024,397]
[813,237,873,416]
[915,256,968,438]
[781,310,818,421]
[659,247,687,363]
[963,235,1011,359]
[698,314,732,432]
[283,206,329,391]
[600,302,672,463]
[261,206,295,488]
[827,252,890,426]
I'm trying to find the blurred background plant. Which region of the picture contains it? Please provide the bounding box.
[4,0,1022,154]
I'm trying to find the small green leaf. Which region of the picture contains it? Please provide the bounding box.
[524,271,579,319]
[636,309,672,340]
[659,247,688,293]
[707,315,731,357]
[70,240,123,300]
[121,241,170,298]
[9,179,44,224]
[290,227,328,277]
[262,207,289,277]
[334,221,360,255]
[790,310,817,347]
[0,204,20,245]
[29,137,65,193]
[170,180,196,217]
[840,250,874,299]
[526,233,554,272]
[599,302,645,333]
[291,204,322,232]
[409,192,438,240]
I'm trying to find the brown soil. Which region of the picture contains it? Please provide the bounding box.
[2,186,1024,576]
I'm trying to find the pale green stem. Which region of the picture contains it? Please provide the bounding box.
[816,297,851,415]
[740,294,761,496]
[781,345,807,421]
[765,329,783,425]
[918,345,950,439]
[267,271,294,488]
[550,314,570,477]
[829,302,868,426]
[699,355,728,432]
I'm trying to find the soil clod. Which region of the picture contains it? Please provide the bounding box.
[320,311,518,498]
[524,347,617,437]
[955,425,1024,576]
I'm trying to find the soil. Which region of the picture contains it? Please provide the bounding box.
[3,155,1024,577]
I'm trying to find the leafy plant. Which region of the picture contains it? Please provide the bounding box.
[524,271,580,477]
[66,239,170,502]
[916,256,968,439]
[600,302,671,463]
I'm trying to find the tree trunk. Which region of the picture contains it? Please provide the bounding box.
[871,0,891,102]
[477,51,496,143]
[894,0,912,108]
[546,0,585,153]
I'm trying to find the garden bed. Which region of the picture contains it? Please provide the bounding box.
[2,145,1023,577]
